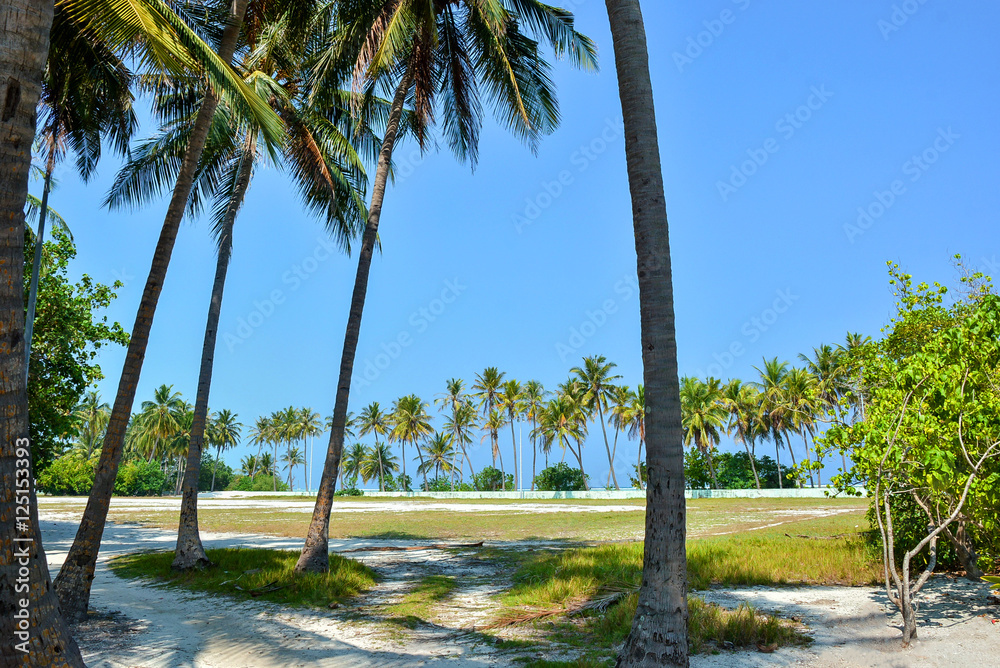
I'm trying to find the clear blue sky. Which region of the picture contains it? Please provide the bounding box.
[39,1,1000,489]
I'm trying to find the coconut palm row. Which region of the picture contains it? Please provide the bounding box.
[6,0,684,661]
[246,407,323,491]
[683,335,869,490]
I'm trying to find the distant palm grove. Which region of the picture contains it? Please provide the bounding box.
[44,336,868,496]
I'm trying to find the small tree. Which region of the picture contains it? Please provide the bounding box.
[827,263,1000,646]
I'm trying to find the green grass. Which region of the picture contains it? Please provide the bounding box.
[382,575,458,628]
[109,548,377,608]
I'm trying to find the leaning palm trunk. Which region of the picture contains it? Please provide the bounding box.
[295,66,413,573]
[24,149,55,378]
[415,439,428,491]
[1,0,87,661]
[173,143,253,570]
[605,1,689,666]
[597,401,619,489]
[508,419,519,490]
[54,0,249,619]
[743,439,761,489]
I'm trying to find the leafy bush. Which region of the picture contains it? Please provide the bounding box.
[334,487,363,496]
[225,474,289,492]
[199,454,234,492]
[685,450,793,489]
[421,477,473,492]
[630,462,647,489]
[864,493,960,571]
[473,466,514,491]
[114,459,166,496]
[533,463,588,491]
[37,454,95,495]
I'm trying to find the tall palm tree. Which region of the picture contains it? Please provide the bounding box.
[131,384,185,463]
[481,408,509,488]
[534,394,588,489]
[54,0,287,618]
[341,443,368,487]
[626,384,646,489]
[208,409,241,491]
[572,355,622,489]
[294,409,323,493]
[604,1,689,661]
[754,357,793,489]
[522,380,546,490]
[248,416,273,480]
[785,367,820,487]
[608,384,634,488]
[473,367,506,469]
[679,377,726,489]
[389,394,433,491]
[498,379,523,490]
[722,380,762,489]
[436,377,467,488]
[420,432,455,482]
[444,399,478,481]
[298,1,596,573]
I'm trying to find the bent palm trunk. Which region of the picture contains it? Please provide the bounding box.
[598,401,619,489]
[174,144,254,570]
[605,1,689,666]
[24,150,54,377]
[1,1,86,662]
[54,0,249,618]
[295,66,413,573]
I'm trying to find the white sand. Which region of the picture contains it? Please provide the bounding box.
[38,509,998,667]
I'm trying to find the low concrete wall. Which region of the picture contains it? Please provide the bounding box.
[202,488,860,500]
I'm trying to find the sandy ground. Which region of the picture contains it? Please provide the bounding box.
[39,510,999,667]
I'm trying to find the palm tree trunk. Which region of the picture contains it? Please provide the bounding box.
[273,443,278,490]
[531,417,538,491]
[24,149,54,378]
[774,436,783,489]
[605,1,689,664]
[568,438,590,491]
[211,446,220,492]
[743,440,761,490]
[508,418,519,491]
[415,439,429,491]
[609,422,620,490]
[597,402,619,489]
[295,65,413,573]
[801,431,815,488]
[1,2,87,659]
[637,437,644,489]
[53,0,249,618]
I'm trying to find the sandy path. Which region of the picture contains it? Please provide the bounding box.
[40,511,998,667]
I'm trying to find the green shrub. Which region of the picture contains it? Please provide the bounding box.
[114,459,165,496]
[533,463,588,491]
[225,474,289,492]
[473,466,514,491]
[37,454,95,495]
[334,487,363,497]
[199,454,234,492]
[685,450,793,489]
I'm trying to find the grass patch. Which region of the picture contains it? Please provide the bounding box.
[383,575,458,628]
[109,548,376,608]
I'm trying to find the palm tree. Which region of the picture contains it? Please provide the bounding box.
[436,378,468,489]
[25,7,136,377]
[360,442,398,491]
[498,379,524,490]
[208,409,241,492]
[248,416,273,480]
[607,384,633,488]
[754,357,793,489]
[785,367,821,487]
[241,454,258,476]
[572,355,622,489]
[73,391,111,459]
[420,432,456,482]
[801,343,850,476]
[534,394,588,490]
[481,408,510,488]
[257,452,275,478]
[295,409,323,494]
[297,2,596,572]
[473,367,506,470]
[722,380,762,489]
[444,399,478,482]
[626,385,646,489]
[131,385,185,463]
[604,2,689,660]
[389,394,434,491]
[282,447,305,489]
[54,0,287,617]
[342,443,368,487]
[679,377,727,489]
[522,380,546,490]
